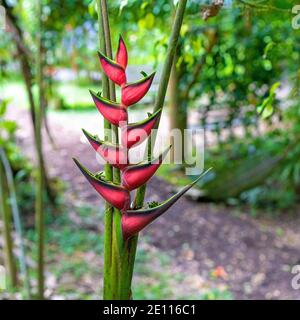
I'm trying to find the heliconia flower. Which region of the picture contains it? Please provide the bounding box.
[116,35,128,70]
[73,158,130,210]
[98,51,126,86]
[89,90,127,126]
[121,146,171,191]
[121,72,155,106]
[121,169,210,240]
[82,129,128,170]
[121,109,162,148]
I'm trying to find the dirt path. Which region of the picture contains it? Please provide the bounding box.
[8,107,300,300]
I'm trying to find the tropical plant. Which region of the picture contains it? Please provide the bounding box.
[73,0,210,300]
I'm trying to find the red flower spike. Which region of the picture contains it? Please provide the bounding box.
[122,146,171,191]
[116,35,128,70]
[122,169,211,240]
[73,158,130,210]
[121,109,162,149]
[89,90,127,126]
[121,72,155,106]
[82,129,128,170]
[98,51,126,86]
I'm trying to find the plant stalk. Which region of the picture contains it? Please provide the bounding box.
[97,0,114,300]
[35,0,45,299]
[0,162,17,289]
[99,0,124,299]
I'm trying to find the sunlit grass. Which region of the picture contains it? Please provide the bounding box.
[2,80,28,109]
[1,79,115,111]
[55,82,99,110]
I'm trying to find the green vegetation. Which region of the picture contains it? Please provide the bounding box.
[0,0,299,300]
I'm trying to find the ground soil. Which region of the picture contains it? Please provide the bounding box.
[7,107,300,300]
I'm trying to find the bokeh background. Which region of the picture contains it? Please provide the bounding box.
[0,0,300,299]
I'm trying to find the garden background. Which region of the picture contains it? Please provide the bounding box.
[0,0,300,300]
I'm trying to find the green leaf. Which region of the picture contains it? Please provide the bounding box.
[88,0,96,17]
[263,41,275,59]
[261,103,274,119]
[141,2,149,10]
[270,82,280,95]
[0,120,17,134]
[257,82,280,119]
[0,99,9,116]
[119,0,129,14]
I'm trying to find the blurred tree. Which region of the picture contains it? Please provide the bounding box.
[1,0,56,203]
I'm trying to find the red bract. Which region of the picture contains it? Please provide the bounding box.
[73,159,130,210]
[90,90,127,126]
[98,52,126,86]
[116,35,128,70]
[121,109,162,148]
[121,170,209,240]
[121,146,171,191]
[74,36,207,242]
[82,129,128,170]
[121,72,155,106]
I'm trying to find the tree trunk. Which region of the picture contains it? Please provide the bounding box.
[2,0,55,205]
[35,0,45,299]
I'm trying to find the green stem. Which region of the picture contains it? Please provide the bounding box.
[99,0,124,299]
[154,0,187,115]
[0,162,17,289]
[120,136,149,300]
[35,0,45,299]
[97,0,114,300]
[130,0,188,298]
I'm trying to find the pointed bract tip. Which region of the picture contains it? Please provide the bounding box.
[81,128,93,140]
[97,51,105,59]
[119,34,125,42]
[145,71,156,82]
[189,167,212,186]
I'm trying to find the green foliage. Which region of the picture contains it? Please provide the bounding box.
[257,82,280,119]
[0,100,41,218]
[0,99,32,177]
[201,288,233,300]
[201,97,300,211]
